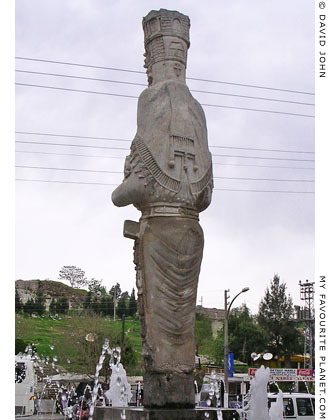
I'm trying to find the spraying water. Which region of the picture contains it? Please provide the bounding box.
[244,365,271,420]
[105,347,132,406]
[269,390,284,420]
[88,340,132,419]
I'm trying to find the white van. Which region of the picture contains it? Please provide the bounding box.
[268,392,315,420]
[15,355,36,416]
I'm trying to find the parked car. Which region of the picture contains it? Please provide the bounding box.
[268,392,315,420]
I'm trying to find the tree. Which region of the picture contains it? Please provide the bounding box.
[34,290,46,316]
[195,313,213,356]
[109,283,121,300]
[258,274,302,364]
[58,266,87,289]
[49,298,57,314]
[91,295,101,314]
[23,299,35,317]
[15,338,36,355]
[117,295,128,319]
[228,304,267,365]
[15,289,24,313]
[87,278,107,295]
[55,297,70,314]
[128,288,138,317]
[100,296,113,317]
[83,291,93,312]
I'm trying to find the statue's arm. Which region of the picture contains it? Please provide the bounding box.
[111,154,145,207]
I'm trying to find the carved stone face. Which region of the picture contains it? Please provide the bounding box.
[143,47,153,86]
[124,155,132,178]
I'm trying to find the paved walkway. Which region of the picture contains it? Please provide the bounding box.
[15,415,64,420]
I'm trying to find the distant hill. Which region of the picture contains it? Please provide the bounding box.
[15,279,88,310]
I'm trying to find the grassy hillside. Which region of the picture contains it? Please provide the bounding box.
[15,314,142,376]
[15,312,217,377]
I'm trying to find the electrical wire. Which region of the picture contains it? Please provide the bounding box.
[16,140,128,151]
[16,150,126,160]
[15,56,315,95]
[15,140,315,162]
[15,165,314,182]
[16,130,131,143]
[15,150,315,170]
[15,83,315,118]
[16,165,122,174]
[15,178,314,193]
[15,131,315,154]
[15,69,315,106]
[16,178,117,186]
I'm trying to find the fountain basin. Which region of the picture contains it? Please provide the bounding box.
[93,406,242,420]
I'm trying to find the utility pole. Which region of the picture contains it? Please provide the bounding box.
[299,280,315,369]
[114,295,117,321]
[223,286,249,408]
[121,314,126,360]
[224,289,229,408]
[241,336,247,363]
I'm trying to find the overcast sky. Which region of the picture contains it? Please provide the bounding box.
[15,0,315,313]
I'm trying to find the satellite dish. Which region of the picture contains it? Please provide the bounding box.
[85,333,96,342]
[263,353,273,361]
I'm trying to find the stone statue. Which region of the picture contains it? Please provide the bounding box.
[112,9,213,408]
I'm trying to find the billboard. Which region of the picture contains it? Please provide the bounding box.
[248,368,314,382]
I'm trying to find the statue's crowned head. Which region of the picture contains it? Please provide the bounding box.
[142,9,190,86]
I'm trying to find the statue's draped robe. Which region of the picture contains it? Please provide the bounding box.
[112,79,213,407]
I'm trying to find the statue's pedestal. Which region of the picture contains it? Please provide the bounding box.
[93,406,241,420]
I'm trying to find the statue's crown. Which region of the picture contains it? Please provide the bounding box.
[143,9,190,47]
[142,9,190,69]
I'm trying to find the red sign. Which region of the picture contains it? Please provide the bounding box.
[297,369,313,376]
[248,368,314,382]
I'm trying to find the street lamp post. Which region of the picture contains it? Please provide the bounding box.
[223,287,249,408]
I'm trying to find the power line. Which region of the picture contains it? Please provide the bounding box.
[15,165,314,182]
[15,140,315,162]
[212,162,313,170]
[214,175,314,183]
[200,102,314,118]
[15,82,140,99]
[15,150,315,170]
[15,69,315,106]
[212,145,314,154]
[16,140,128,151]
[16,165,122,174]
[16,130,131,143]
[212,154,314,162]
[15,178,314,194]
[16,149,126,160]
[15,56,315,95]
[15,56,146,75]
[16,178,117,186]
[15,83,315,118]
[214,188,314,194]
[15,131,315,154]
[188,77,314,96]
[16,69,146,87]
